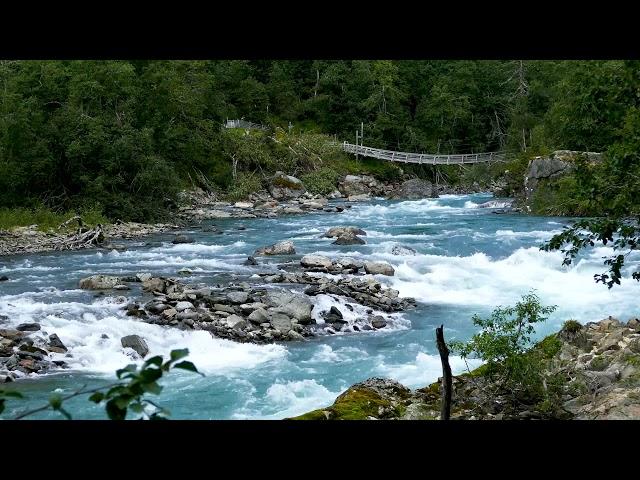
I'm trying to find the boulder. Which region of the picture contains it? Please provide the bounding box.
[391,245,417,256]
[79,275,121,290]
[120,335,149,357]
[48,334,67,352]
[389,178,436,199]
[175,301,194,312]
[524,150,602,204]
[347,194,371,202]
[323,306,346,324]
[371,316,387,329]
[323,226,367,238]
[142,277,166,293]
[16,323,41,332]
[270,313,293,334]
[226,315,247,330]
[226,291,249,304]
[364,261,395,276]
[172,234,195,244]
[243,256,258,266]
[268,171,306,200]
[254,241,296,256]
[338,175,381,197]
[248,308,270,324]
[0,276,8,282]
[264,290,313,324]
[337,257,364,270]
[332,232,366,245]
[300,255,333,269]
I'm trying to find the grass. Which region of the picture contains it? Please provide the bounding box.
[0,205,108,232]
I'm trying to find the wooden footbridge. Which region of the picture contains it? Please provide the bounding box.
[342,142,505,165]
[224,118,505,165]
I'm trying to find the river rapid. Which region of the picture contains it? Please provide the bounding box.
[1,193,639,419]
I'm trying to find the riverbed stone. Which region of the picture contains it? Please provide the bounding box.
[268,171,306,200]
[79,275,121,290]
[254,241,296,256]
[172,234,195,244]
[270,313,293,333]
[264,290,313,324]
[175,301,194,312]
[364,261,395,276]
[120,335,149,357]
[300,254,333,269]
[142,277,166,293]
[248,308,270,324]
[323,226,367,238]
[332,232,366,245]
[226,315,247,330]
[226,291,249,304]
[391,245,417,255]
[16,323,41,332]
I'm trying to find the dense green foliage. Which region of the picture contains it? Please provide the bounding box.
[1,60,638,223]
[450,292,563,407]
[0,348,202,420]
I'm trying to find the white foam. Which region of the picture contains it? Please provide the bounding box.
[232,379,341,419]
[376,352,483,388]
[390,246,640,324]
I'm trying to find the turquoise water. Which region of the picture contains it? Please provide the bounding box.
[1,193,639,419]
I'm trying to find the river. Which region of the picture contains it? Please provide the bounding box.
[1,193,639,419]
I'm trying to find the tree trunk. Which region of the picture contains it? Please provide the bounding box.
[436,325,452,420]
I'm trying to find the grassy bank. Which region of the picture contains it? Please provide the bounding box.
[0,206,107,232]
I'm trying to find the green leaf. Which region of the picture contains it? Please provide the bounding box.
[105,399,127,420]
[144,356,163,368]
[89,392,105,403]
[144,381,163,395]
[116,364,138,379]
[173,361,203,375]
[139,368,163,383]
[114,396,132,410]
[2,391,24,399]
[170,348,189,362]
[129,402,144,414]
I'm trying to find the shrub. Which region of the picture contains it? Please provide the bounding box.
[301,167,340,195]
[224,172,263,202]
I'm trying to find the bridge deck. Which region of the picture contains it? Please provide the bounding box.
[343,142,505,164]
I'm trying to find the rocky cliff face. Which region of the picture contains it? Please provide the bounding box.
[522,150,602,211]
[291,316,640,420]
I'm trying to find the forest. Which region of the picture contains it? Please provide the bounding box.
[1,60,639,221]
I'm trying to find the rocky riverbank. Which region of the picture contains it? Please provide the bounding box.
[291,316,640,420]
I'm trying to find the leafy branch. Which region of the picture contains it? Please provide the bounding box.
[1,348,203,420]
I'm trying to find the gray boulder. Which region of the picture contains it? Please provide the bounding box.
[121,335,149,357]
[248,308,270,324]
[227,291,249,304]
[332,232,366,245]
[264,290,313,324]
[16,323,41,332]
[175,301,194,312]
[226,315,247,330]
[300,255,333,269]
[142,277,166,293]
[270,313,293,333]
[323,226,367,238]
[255,241,296,256]
[371,316,387,329]
[172,234,195,244]
[389,178,436,199]
[268,171,306,200]
[364,261,395,276]
[79,275,121,290]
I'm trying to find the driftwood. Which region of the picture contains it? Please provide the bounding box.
[436,325,453,420]
[54,224,104,251]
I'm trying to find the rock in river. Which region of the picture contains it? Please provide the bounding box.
[254,240,296,256]
[172,234,195,244]
[332,232,366,245]
[79,275,121,290]
[364,261,395,276]
[300,254,333,269]
[121,335,149,358]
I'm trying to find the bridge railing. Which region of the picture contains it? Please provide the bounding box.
[343,142,505,164]
[224,119,269,131]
